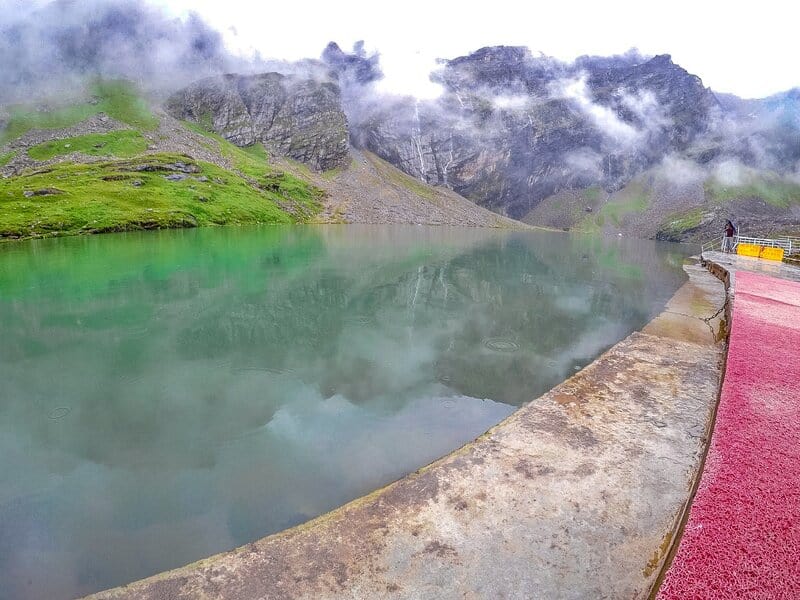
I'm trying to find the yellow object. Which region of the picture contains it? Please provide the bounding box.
[736,244,784,261]
[759,246,785,262]
[737,244,761,258]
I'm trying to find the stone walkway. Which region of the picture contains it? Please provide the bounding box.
[658,262,800,599]
[89,264,726,600]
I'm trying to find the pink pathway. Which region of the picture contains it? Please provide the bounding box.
[658,271,800,599]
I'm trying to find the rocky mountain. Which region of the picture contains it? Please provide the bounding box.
[7,39,796,243]
[158,46,800,240]
[354,48,721,219]
[0,78,514,241]
[1,0,797,241]
[166,73,349,171]
[338,46,798,239]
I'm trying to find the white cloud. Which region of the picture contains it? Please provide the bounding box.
[622,89,671,133]
[549,74,642,147]
[655,155,707,185]
[791,161,800,185]
[564,148,604,178]
[155,0,800,99]
[713,159,750,186]
[491,94,530,110]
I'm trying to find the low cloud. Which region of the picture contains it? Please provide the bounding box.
[564,148,604,179]
[790,160,800,185]
[622,89,671,134]
[655,154,707,185]
[712,158,751,186]
[491,94,531,110]
[549,74,642,148]
[0,0,256,103]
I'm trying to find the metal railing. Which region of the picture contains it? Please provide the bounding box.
[701,234,800,260]
[735,235,799,255]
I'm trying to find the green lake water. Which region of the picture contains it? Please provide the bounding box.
[0,225,691,599]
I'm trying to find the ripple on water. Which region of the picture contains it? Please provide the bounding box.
[119,374,145,386]
[483,337,520,353]
[48,407,71,420]
[235,366,295,376]
[343,315,375,327]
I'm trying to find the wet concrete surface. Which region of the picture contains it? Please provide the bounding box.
[702,251,800,289]
[88,264,726,600]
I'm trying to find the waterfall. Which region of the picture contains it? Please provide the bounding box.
[442,136,455,188]
[411,99,426,181]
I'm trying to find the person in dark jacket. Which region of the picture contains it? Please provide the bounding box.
[723,220,736,252]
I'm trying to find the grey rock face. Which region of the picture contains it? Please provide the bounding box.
[354,49,720,219]
[166,73,349,171]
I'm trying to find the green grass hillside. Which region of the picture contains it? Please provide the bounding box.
[0,154,323,239]
[525,167,800,241]
[27,130,149,160]
[0,81,325,241]
[705,175,800,209]
[0,80,159,145]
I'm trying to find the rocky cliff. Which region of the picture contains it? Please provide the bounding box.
[353,48,721,219]
[166,73,349,171]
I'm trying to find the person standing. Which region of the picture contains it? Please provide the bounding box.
[723,219,736,252]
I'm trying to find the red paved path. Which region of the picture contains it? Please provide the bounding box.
[658,271,800,599]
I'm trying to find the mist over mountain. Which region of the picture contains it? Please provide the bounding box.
[0,0,235,102]
[0,0,328,103]
[328,43,799,236]
[1,1,798,240]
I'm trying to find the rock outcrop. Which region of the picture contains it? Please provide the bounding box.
[166,73,349,171]
[354,48,721,219]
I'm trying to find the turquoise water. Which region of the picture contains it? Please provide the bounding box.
[0,225,689,599]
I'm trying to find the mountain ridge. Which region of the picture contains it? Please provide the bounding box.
[2,45,798,242]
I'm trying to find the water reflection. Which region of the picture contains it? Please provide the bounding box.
[0,225,689,599]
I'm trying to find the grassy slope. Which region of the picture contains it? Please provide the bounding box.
[0,150,15,167]
[593,181,649,227]
[661,174,800,238]
[0,82,325,241]
[180,122,324,210]
[0,80,158,144]
[0,154,308,238]
[658,207,706,239]
[364,151,437,200]
[528,167,800,240]
[705,176,800,209]
[27,130,149,160]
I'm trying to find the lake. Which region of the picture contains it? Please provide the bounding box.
[0,225,690,599]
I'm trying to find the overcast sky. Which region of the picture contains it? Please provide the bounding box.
[157,0,796,99]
